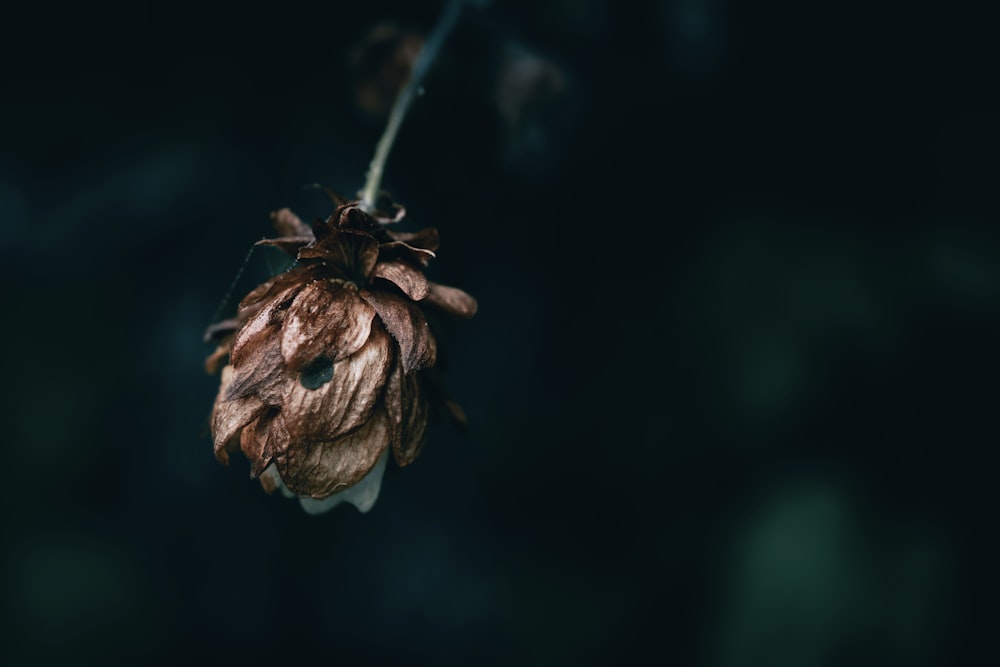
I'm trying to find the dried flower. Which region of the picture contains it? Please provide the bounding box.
[205,198,476,513]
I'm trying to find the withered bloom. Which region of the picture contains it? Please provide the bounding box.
[205,198,476,513]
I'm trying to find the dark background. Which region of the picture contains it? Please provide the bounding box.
[2,1,998,665]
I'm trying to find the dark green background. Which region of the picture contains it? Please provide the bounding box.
[2,1,997,665]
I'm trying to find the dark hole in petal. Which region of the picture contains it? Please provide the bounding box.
[300,355,334,390]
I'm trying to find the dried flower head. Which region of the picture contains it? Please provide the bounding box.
[205,197,476,513]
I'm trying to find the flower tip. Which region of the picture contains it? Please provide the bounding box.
[299,449,389,514]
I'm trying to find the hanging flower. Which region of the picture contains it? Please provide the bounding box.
[204,198,476,513]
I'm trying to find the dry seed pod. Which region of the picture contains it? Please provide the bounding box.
[206,198,476,513]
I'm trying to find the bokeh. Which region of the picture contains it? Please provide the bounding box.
[2,1,997,665]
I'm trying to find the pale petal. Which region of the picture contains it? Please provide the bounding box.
[298,448,389,514]
[258,463,296,498]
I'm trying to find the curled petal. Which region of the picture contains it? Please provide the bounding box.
[270,208,314,239]
[240,408,291,477]
[227,284,302,403]
[373,259,430,300]
[212,366,265,464]
[203,318,240,344]
[281,280,376,370]
[361,288,437,372]
[204,341,231,375]
[277,406,392,498]
[384,359,429,467]
[378,240,436,266]
[386,227,439,251]
[282,323,393,443]
[370,203,406,224]
[237,266,316,316]
[365,191,406,224]
[424,282,478,318]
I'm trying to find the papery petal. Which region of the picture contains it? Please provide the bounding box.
[282,323,393,443]
[212,366,265,464]
[338,205,380,233]
[203,318,240,344]
[385,227,439,251]
[237,266,315,316]
[368,199,406,224]
[270,208,314,239]
[361,288,437,372]
[281,279,376,370]
[299,229,380,280]
[204,342,231,375]
[444,398,468,432]
[277,406,392,498]
[373,259,430,300]
[298,448,389,514]
[226,285,301,403]
[240,408,290,476]
[378,240,436,266]
[384,359,429,466]
[423,282,478,318]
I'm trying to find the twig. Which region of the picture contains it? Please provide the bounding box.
[360,0,465,212]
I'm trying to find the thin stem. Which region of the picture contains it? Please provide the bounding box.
[360,0,465,212]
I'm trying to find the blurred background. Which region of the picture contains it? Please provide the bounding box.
[2,1,998,665]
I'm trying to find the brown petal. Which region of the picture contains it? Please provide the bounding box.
[298,229,380,280]
[361,288,437,372]
[384,359,429,467]
[423,282,478,318]
[444,399,468,432]
[281,279,376,370]
[227,282,302,403]
[238,266,315,316]
[386,227,439,251]
[373,259,430,300]
[282,323,393,443]
[276,406,392,498]
[240,408,290,476]
[304,184,350,208]
[204,341,231,375]
[270,208,314,239]
[255,236,315,256]
[212,366,265,464]
[378,240,436,266]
